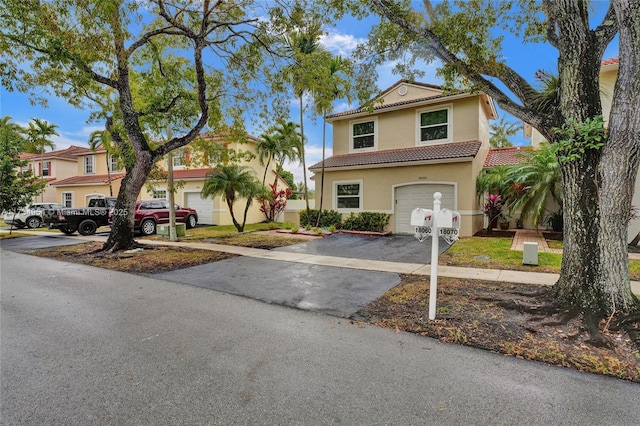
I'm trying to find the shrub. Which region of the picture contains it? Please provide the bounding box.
[342,212,390,233]
[299,209,342,228]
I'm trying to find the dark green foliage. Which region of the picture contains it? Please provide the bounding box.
[300,209,341,228]
[343,212,390,233]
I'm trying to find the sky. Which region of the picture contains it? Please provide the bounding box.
[0,2,619,189]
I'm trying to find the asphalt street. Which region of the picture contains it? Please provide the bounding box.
[2,249,639,425]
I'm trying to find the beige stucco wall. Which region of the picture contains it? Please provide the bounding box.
[28,158,78,204]
[332,96,485,156]
[54,181,125,207]
[380,83,442,105]
[317,161,484,237]
[600,68,617,125]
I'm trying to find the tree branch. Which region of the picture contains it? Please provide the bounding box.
[137,95,181,117]
[371,0,543,128]
[541,0,559,48]
[126,26,184,57]
[594,3,618,52]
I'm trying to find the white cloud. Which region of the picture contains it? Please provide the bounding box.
[320,31,366,57]
[282,144,333,190]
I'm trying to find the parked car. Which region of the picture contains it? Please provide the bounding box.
[3,203,63,229]
[133,200,198,236]
[43,197,116,236]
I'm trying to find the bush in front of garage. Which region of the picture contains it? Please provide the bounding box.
[342,212,390,233]
[299,209,342,228]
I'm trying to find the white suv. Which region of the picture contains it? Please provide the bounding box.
[3,203,63,229]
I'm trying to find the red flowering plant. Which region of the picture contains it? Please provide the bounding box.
[483,193,504,233]
[259,183,292,222]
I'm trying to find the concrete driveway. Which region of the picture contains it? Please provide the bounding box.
[275,233,448,264]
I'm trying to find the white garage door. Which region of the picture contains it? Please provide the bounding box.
[185,192,214,225]
[395,184,456,234]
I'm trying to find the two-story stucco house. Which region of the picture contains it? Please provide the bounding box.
[20,145,94,204]
[50,145,126,207]
[310,80,498,237]
[140,133,284,226]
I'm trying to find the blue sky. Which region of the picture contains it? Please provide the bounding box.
[0,3,619,188]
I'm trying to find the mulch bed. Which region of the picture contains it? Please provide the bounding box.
[354,275,640,382]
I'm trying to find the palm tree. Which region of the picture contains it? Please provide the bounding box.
[312,56,353,226]
[286,22,328,213]
[489,116,519,148]
[24,118,58,202]
[201,164,261,232]
[507,143,563,227]
[88,129,118,196]
[256,134,279,186]
[271,120,302,188]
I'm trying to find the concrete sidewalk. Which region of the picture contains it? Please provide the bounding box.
[4,229,640,294]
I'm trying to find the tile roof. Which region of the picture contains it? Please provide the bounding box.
[309,141,482,171]
[172,168,214,179]
[327,91,466,120]
[483,147,530,167]
[51,173,126,186]
[20,145,92,161]
[601,57,619,66]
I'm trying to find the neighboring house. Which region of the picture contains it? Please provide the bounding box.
[310,80,498,237]
[141,133,285,226]
[20,145,91,204]
[50,145,126,207]
[523,57,640,243]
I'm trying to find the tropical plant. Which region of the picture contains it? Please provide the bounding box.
[258,183,293,222]
[489,116,519,148]
[201,164,262,233]
[0,117,46,231]
[482,194,504,234]
[507,143,562,227]
[23,118,58,200]
[88,129,120,196]
[343,212,390,233]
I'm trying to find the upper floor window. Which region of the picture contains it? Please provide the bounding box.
[41,161,50,177]
[172,148,186,168]
[417,105,452,145]
[108,155,119,172]
[83,155,95,174]
[350,118,377,152]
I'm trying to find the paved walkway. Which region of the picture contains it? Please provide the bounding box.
[3,229,640,294]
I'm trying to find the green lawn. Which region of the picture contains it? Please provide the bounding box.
[442,236,640,281]
[178,222,284,240]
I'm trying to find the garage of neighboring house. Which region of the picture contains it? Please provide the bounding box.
[184,191,214,225]
[395,183,457,234]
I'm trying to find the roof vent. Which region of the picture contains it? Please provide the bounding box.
[398,85,408,96]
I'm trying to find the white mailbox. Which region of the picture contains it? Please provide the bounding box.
[410,208,433,227]
[437,208,453,228]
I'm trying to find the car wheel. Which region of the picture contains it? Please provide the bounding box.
[140,219,156,236]
[60,226,77,235]
[26,216,42,229]
[78,219,98,236]
[186,215,197,229]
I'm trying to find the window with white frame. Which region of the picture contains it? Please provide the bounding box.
[417,105,452,144]
[350,118,377,151]
[62,192,74,208]
[172,148,185,168]
[108,155,119,172]
[83,155,95,174]
[41,161,50,176]
[335,181,362,210]
[152,189,167,199]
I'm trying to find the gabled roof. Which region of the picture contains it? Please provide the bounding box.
[483,146,530,167]
[51,173,126,186]
[20,145,92,161]
[309,140,482,171]
[327,79,498,121]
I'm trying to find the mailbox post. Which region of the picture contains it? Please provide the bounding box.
[410,192,460,320]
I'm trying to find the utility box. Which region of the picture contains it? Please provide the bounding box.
[523,242,539,265]
[157,223,186,238]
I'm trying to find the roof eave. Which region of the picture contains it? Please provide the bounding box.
[309,156,476,172]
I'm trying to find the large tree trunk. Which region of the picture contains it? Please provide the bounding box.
[553,153,603,313]
[595,0,640,314]
[102,150,155,252]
